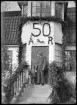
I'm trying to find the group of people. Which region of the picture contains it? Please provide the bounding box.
[29,51,48,86]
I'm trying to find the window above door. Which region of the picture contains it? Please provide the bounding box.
[31,1,51,17]
[55,2,63,19]
[22,1,65,20]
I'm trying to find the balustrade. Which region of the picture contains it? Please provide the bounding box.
[3,62,29,104]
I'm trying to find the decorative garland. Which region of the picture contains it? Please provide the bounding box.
[48,61,60,103]
[18,19,23,64]
[62,22,68,70]
[48,61,73,104]
[18,16,67,65]
[17,15,68,76]
[3,61,29,104]
[18,15,68,74]
[6,62,29,86]
[19,16,67,28]
[3,15,68,104]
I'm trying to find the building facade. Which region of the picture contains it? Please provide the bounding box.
[19,1,67,67]
[1,1,76,72]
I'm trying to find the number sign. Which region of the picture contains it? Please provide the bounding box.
[31,23,51,37]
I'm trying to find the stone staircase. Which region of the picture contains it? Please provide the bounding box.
[16,84,52,104]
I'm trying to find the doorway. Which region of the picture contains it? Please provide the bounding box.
[31,46,49,84]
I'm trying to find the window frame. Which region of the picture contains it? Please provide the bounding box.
[65,50,76,71]
[31,1,51,17]
[22,2,28,16]
[55,2,63,19]
[55,48,62,67]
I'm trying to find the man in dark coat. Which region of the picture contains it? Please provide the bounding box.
[36,51,47,85]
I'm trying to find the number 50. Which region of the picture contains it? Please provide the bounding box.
[31,23,51,37]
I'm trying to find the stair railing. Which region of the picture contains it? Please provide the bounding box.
[3,61,29,104]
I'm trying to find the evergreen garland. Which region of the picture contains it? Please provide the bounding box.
[62,23,68,70]
[3,61,29,104]
[48,61,60,103]
[19,16,67,28]
[48,61,73,104]
[18,16,67,66]
[2,15,68,104]
[18,18,23,64]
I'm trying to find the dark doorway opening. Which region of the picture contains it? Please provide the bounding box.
[31,46,49,84]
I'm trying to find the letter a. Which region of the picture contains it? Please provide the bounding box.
[28,37,34,45]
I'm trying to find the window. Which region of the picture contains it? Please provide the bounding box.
[65,50,76,71]
[6,50,12,70]
[55,49,62,67]
[32,1,40,16]
[67,26,76,44]
[55,3,62,19]
[31,1,51,17]
[42,1,51,17]
[22,2,28,16]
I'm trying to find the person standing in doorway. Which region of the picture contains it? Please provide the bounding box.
[36,51,47,86]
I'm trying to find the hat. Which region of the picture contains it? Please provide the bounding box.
[38,51,43,56]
